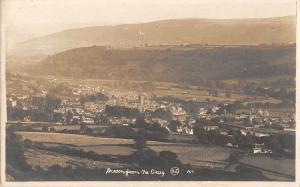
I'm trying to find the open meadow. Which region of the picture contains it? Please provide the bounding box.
[239,156,295,180]
[15,131,295,181]
[17,131,238,169]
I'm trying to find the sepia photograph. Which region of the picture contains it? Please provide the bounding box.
[2,0,297,183]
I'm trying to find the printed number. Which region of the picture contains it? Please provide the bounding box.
[186,169,194,174]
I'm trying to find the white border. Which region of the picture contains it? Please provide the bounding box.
[1,0,7,185]
[0,0,299,186]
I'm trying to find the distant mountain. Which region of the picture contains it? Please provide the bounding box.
[32,44,295,83]
[6,28,36,51]
[10,16,296,56]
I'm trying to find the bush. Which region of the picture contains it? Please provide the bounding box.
[228,152,239,163]
[159,151,178,160]
[6,128,32,171]
[23,139,33,148]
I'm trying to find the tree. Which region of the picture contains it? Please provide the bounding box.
[6,126,32,171]
[207,129,220,144]
[80,122,87,131]
[65,110,73,124]
[245,132,254,148]
[80,95,86,106]
[94,115,101,125]
[42,126,49,132]
[168,120,181,132]
[135,118,148,128]
[194,126,208,144]
[50,127,56,132]
[269,136,282,153]
[231,130,245,148]
[45,94,62,112]
[158,151,182,169]
[134,133,147,149]
[53,112,63,122]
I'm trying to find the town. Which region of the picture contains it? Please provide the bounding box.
[6,71,295,156]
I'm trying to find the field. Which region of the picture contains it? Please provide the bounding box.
[265,108,295,118]
[33,125,107,131]
[24,148,130,170]
[18,132,134,146]
[15,131,295,180]
[51,77,282,103]
[239,156,295,180]
[17,131,237,169]
[149,144,237,169]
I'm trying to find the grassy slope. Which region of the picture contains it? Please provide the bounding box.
[33,45,295,83]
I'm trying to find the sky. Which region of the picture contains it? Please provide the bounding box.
[4,0,297,41]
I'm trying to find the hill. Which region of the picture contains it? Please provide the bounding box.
[31,44,295,83]
[10,16,296,56]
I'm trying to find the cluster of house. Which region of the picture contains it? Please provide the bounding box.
[106,93,159,111]
[7,74,295,141]
[198,106,295,131]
